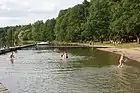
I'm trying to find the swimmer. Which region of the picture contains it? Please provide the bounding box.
[10,52,15,59]
[10,52,15,64]
[61,51,68,59]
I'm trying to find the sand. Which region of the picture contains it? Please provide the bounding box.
[97,47,140,62]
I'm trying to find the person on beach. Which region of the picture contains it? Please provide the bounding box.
[10,52,15,64]
[118,53,125,67]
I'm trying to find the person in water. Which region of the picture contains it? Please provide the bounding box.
[10,52,15,64]
[118,53,125,67]
[61,51,68,58]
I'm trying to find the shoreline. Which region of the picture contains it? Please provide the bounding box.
[71,42,140,63]
[97,47,140,63]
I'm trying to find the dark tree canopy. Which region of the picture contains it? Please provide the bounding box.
[0,0,140,47]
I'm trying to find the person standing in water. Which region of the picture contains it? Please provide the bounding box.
[10,52,15,64]
[63,51,68,58]
[61,51,68,59]
[118,53,124,67]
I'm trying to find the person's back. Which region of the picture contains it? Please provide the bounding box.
[10,52,14,59]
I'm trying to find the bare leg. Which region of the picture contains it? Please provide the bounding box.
[118,60,123,67]
[120,63,123,67]
[118,63,121,67]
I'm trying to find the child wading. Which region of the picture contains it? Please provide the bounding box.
[118,53,125,67]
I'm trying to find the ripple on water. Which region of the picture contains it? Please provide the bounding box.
[0,49,140,93]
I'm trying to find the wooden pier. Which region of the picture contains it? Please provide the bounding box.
[0,44,35,55]
[0,83,9,93]
[36,44,110,48]
[37,46,109,48]
[0,43,110,55]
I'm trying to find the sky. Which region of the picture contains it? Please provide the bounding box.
[0,0,90,27]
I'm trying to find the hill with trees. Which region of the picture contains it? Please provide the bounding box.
[0,0,140,47]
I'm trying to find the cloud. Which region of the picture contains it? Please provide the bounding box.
[0,0,4,5]
[0,0,90,27]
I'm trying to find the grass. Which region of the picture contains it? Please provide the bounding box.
[114,43,140,48]
[22,40,140,49]
[53,41,82,46]
[93,42,140,48]
[58,41,140,49]
[94,42,112,46]
[22,40,36,44]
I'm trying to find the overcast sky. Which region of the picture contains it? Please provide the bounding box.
[0,0,90,27]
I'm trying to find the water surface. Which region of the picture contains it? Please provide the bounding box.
[0,47,140,93]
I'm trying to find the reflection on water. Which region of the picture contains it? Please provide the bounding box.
[0,47,140,93]
[10,58,14,64]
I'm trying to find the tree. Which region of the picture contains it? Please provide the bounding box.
[55,0,90,42]
[31,20,44,41]
[55,9,70,41]
[88,0,111,43]
[43,19,56,41]
[110,0,140,43]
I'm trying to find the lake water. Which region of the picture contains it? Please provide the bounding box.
[0,46,140,93]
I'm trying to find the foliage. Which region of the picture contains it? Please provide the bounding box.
[0,0,140,47]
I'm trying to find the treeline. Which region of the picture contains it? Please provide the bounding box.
[0,19,56,47]
[0,0,140,47]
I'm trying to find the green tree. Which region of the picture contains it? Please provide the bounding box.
[55,0,90,42]
[88,0,111,43]
[43,19,56,41]
[31,20,44,41]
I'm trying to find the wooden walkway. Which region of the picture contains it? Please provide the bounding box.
[0,44,35,55]
[37,45,109,48]
[42,46,108,48]
[0,44,110,55]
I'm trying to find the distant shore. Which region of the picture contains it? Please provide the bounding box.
[71,42,140,62]
[72,42,140,63]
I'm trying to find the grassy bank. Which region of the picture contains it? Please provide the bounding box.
[22,40,36,45]
[21,40,140,49]
[94,42,140,48]
[54,41,140,48]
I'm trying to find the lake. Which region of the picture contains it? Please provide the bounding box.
[0,46,140,93]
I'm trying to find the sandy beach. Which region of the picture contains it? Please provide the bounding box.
[97,47,140,62]
[80,43,140,62]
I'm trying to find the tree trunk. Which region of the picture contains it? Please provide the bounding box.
[137,36,140,44]
[101,39,103,43]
